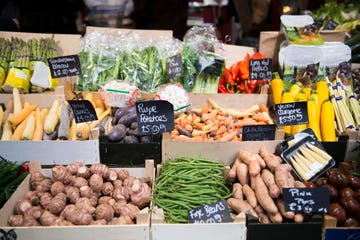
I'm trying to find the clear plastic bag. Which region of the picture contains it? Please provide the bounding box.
[99,80,140,107]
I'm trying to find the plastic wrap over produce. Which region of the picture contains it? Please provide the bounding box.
[76,26,226,94]
[99,80,140,107]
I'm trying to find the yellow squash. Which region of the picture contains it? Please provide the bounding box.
[280,91,295,135]
[320,99,337,141]
[316,80,329,105]
[307,96,322,141]
[270,73,284,105]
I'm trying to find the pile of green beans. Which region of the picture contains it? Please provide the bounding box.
[151,157,232,223]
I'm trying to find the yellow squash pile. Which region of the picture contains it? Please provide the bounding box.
[270,74,337,141]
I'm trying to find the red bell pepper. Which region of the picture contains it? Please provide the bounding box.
[217,51,268,94]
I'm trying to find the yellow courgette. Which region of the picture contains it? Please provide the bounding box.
[307,96,322,141]
[270,72,284,105]
[280,91,295,135]
[320,99,337,141]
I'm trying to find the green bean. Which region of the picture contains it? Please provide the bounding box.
[152,157,231,223]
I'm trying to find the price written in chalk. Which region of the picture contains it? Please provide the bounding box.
[242,124,276,141]
[249,58,272,80]
[283,188,330,214]
[68,100,98,123]
[136,100,174,136]
[167,54,183,78]
[48,55,81,78]
[188,200,232,224]
[275,101,308,126]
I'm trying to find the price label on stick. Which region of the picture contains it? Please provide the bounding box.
[275,101,308,126]
[167,54,183,79]
[48,54,81,78]
[68,100,98,123]
[242,124,276,141]
[188,200,232,224]
[283,187,330,214]
[249,58,272,80]
[136,100,174,136]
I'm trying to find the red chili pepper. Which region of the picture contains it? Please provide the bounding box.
[218,76,230,93]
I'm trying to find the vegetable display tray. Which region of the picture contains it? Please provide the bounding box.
[280,135,336,182]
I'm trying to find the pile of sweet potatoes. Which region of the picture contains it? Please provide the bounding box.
[227,147,307,224]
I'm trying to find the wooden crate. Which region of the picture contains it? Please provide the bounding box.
[0,160,155,240]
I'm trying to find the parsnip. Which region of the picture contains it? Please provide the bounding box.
[22,112,36,140]
[43,100,60,134]
[12,87,22,114]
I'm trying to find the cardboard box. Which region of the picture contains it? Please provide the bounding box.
[322,214,360,240]
[151,210,247,240]
[150,164,247,240]
[0,31,82,87]
[162,93,284,165]
[156,140,325,240]
[215,44,256,68]
[0,160,155,240]
[0,90,100,165]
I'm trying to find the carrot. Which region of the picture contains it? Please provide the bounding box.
[11,117,28,140]
[7,103,37,127]
[218,129,239,142]
[33,107,43,141]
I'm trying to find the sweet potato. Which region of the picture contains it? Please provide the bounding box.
[276,197,295,219]
[259,146,282,172]
[228,158,240,182]
[274,163,293,190]
[236,162,249,185]
[261,169,280,198]
[252,174,278,215]
[242,184,257,208]
[294,213,304,223]
[238,149,262,176]
[268,211,283,223]
[254,205,271,224]
[227,197,258,218]
[232,182,243,200]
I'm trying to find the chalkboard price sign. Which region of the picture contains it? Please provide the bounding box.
[275,101,308,126]
[242,124,276,141]
[68,100,98,123]
[249,58,272,80]
[323,20,339,30]
[188,200,232,224]
[48,54,81,78]
[283,188,330,213]
[167,54,183,79]
[136,100,174,136]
